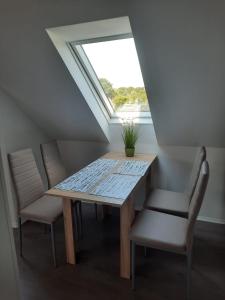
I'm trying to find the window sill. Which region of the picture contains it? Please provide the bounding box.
[109,116,153,125]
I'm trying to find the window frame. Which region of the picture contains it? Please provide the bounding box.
[69,34,151,121]
[68,42,114,118]
[46,17,152,132]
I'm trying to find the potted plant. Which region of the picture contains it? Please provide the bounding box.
[122,122,138,157]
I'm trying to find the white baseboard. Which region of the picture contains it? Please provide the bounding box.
[197,216,225,225]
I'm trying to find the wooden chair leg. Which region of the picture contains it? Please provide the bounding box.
[50,223,57,267]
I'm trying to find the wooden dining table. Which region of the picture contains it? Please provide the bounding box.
[46,152,156,279]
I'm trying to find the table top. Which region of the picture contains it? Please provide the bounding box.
[45,152,156,207]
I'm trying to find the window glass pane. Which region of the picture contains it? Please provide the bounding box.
[80,38,150,113]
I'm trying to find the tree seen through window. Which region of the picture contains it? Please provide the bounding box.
[72,37,150,114]
[99,78,149,112]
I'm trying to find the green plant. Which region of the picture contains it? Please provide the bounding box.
[122,123,138,149]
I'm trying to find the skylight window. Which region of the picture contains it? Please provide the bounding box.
[70,36,150,119]
[47,16,152,129]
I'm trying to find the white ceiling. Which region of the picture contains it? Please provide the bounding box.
[1,0,225,146]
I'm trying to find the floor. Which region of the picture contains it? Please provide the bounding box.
[15,204,225,300]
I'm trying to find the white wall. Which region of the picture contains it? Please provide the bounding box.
[1,0,225,225]
[156,146,225,224]
[59,124,225,224]
[0,88,50,227]
[1,0,225,147]
[0,0,126,142]
[109,123,158,154]
[129,0,225,146]
[109,124,225,223]
[57,140,109,174]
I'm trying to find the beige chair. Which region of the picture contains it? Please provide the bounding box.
[40,141,82,237]
[41,141,98,238]
[8,148,62,266]
[144,146,206,217]
[40,141,67,188]
[130,160,209,299]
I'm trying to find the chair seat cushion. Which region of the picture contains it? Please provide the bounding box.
[130,209,188,254]
[144,189,189,217]
[20,195,62,224]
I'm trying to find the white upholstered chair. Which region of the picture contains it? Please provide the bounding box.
[40,141,98,238]
[130,160,209,300]
[8,148,62,266]
[144,147,206,217]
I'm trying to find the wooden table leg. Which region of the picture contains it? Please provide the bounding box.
[120,197,135,279]
[63,198,76,265]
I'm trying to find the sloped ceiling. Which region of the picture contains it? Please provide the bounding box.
[0,0,128,142]
[1,0,225,146]
[129,0,225,146]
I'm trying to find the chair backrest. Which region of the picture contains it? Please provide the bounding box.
[186,160,209,248]
[185,146,206,199]
[40,141,67,188]
[8,148,45,211]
